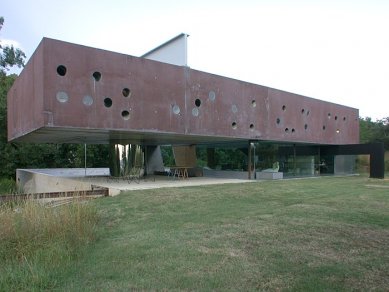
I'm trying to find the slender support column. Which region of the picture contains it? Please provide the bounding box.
[248,142,252,180]
[253,142,256,179]
[293,144,297,176]
[84,144,87,176]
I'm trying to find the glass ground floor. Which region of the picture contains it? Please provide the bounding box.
[108,141,383,179]
[192,142,357,179]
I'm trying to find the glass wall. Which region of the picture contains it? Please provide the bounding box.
[253,142,357,178]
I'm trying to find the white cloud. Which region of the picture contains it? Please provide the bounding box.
[1,38,23,49]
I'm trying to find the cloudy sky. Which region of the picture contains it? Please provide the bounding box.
[2,0,388,119]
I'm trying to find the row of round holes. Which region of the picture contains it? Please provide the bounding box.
[57,65,131,97]
[57,65,131,120]
[57,66,344,126]
[283,126,340,133]
[231,122,255,130]
[282,105,347,121]
[57,65,100,81]
[194,97,257,109]
[56,91,130,120]
[102,87,130,107]
[277,118,308,131]
[281,104,346,133]
[57,65,132,98]
[277,118,340,133]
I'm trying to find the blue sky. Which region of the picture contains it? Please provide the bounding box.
[2,0,389,119]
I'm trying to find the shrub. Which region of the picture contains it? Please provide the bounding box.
[0,178,16,194]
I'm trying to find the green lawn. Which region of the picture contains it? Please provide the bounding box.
[67,176,389,291]
[3,176,389,291]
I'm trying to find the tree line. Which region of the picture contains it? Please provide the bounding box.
[359,117,389,150]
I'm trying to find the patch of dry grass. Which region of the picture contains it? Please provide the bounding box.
[0,199,98,290]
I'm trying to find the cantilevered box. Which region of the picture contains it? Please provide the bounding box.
[8,38,359,145]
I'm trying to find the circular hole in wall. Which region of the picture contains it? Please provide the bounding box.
[282,105,286,111]
[251,100,256,107]
[93,71,102,81]
[122,88,131,97]
[172,104,180,115]
[301,109,305,114]
[285,128,289,133]
[195,98,201,107]
[304,124,308,130]
[232,122,237,129]
[292,128,295,133]
[104,97,112,108]
[328,113,331,119]
[323,125,326,130]
[57,65,67,76]
[249,124,254,130]
[192,108,199,117]
[121,110,130,120]
[82,95,93,106]
[56,91,69,103]
[209,91,216,101]
[343,117,346,121]
[335,115,338,120]
[276,118,281,124]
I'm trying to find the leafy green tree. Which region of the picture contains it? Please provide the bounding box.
[78,144,110,168]
[0,17,26,177]
[214,148,247,170]
[161,146,175,166]
[0,17,26,75]
[376,117,389,150]
[360,117,389,150]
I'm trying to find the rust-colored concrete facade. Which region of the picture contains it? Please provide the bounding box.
[8,38,359,145]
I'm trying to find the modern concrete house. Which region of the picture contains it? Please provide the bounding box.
[7,36,384,190]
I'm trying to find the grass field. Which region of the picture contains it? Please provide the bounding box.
[0,178,16,194]
[0,199,99,291]
[1,175,389,291]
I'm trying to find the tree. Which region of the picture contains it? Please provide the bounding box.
[0,17,26,144]
[360,117,378,144]
[0,17,25,177]
[359,117,389,150]
[0,17,26,75]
